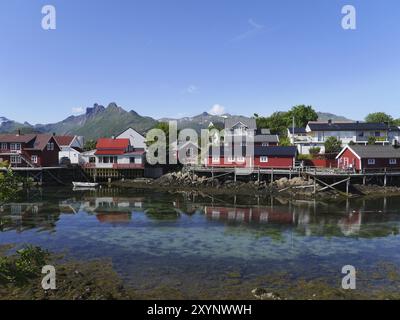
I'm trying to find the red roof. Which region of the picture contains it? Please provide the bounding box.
[96,138,129,150]
[95,150,126,155]
[54,136,74,146]
[95,138,130,155]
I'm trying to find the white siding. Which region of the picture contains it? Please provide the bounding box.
[116,128,146,149]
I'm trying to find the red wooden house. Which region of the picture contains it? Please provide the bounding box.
[336,145,400,171]
[0,133,60,167]
[206,146,297,168]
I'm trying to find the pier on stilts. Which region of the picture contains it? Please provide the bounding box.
[0,166,90,185]
[186,165,400,196]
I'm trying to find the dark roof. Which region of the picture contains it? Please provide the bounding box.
[209,146,297,157]
[288,127,307,134]
[32,135,55,150]
[254,134,279,143]
[255,146,297,157]
[389,126,400,132]
[0,134,36,143]
[307,121,389,131]
[345,145,400,158]
[255,128,271,134]
[232,135,279,143]
[224,117,257,130]
[54,136,75,146]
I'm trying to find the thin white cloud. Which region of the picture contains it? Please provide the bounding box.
[231,18,265,42]
[185,85,198,94]
[209,104,225,116]
[72,107,84,115]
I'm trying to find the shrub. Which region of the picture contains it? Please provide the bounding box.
[324,137,342,154]
[309,147,321,156]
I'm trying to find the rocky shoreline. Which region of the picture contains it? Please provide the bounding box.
[111,170,400,200]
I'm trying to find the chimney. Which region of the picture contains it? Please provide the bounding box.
[328,119,332,125]
[17,129,21,136]
[53,132,56,136]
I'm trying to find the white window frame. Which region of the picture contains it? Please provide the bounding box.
[212,156,220,163]
[261,142,268,147]
[31,155,38,164]
[227,156,234,163]
[367,159,375,165]
[236,156,245,163]
[10,143,21,151]
[47,142,54,151]
[10,155,21,164]
[389,159,397,165]
[1,143,7,150]
[260,156,269,163]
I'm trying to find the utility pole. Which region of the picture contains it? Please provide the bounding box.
[292,116,295,144]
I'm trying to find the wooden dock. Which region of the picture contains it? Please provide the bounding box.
[186,165,400,196]
[1,166,89,185]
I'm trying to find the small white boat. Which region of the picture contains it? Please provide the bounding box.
[72,182,99,188]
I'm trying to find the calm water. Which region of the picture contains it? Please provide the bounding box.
[1,187,400,298]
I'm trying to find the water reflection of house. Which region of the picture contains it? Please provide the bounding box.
[0,202,59,232]
[204,206,294,224]
[80,196,145,224]
[96,212,132,224]
[81,196,144,213]
[338,211,362,236]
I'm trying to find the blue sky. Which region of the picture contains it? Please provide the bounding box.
[1,0,400,123]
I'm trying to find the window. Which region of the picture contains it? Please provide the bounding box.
[389,159,397,165]
[236,156,245,163]
[212,156,220,163]
[368,159,376,165]
[31,155,38,164]
[227,156,234,163]
[262,143,268,147]
[1,143,7,150]
[10,143,21,151]
[186,148,193,157]
[260,156,269,163]
[375,131,380,137]
[89,157,96,163]
[10,155,21,164]
[47,142,54,151]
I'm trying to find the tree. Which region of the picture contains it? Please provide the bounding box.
[0,164,22,204]
[255,105,318,136]
[279,136,292,146]
[84,139,97,151]
[287,105,318,128]
[324,137,342,154]
[368,136,376,145]
[309,147,321,156]
[365,112,394,124]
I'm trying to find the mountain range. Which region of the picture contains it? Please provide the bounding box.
[0,104,352,139]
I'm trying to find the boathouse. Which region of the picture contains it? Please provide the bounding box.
[336,144,400,171]
[206,146,297,168]
[82,137,145,180]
